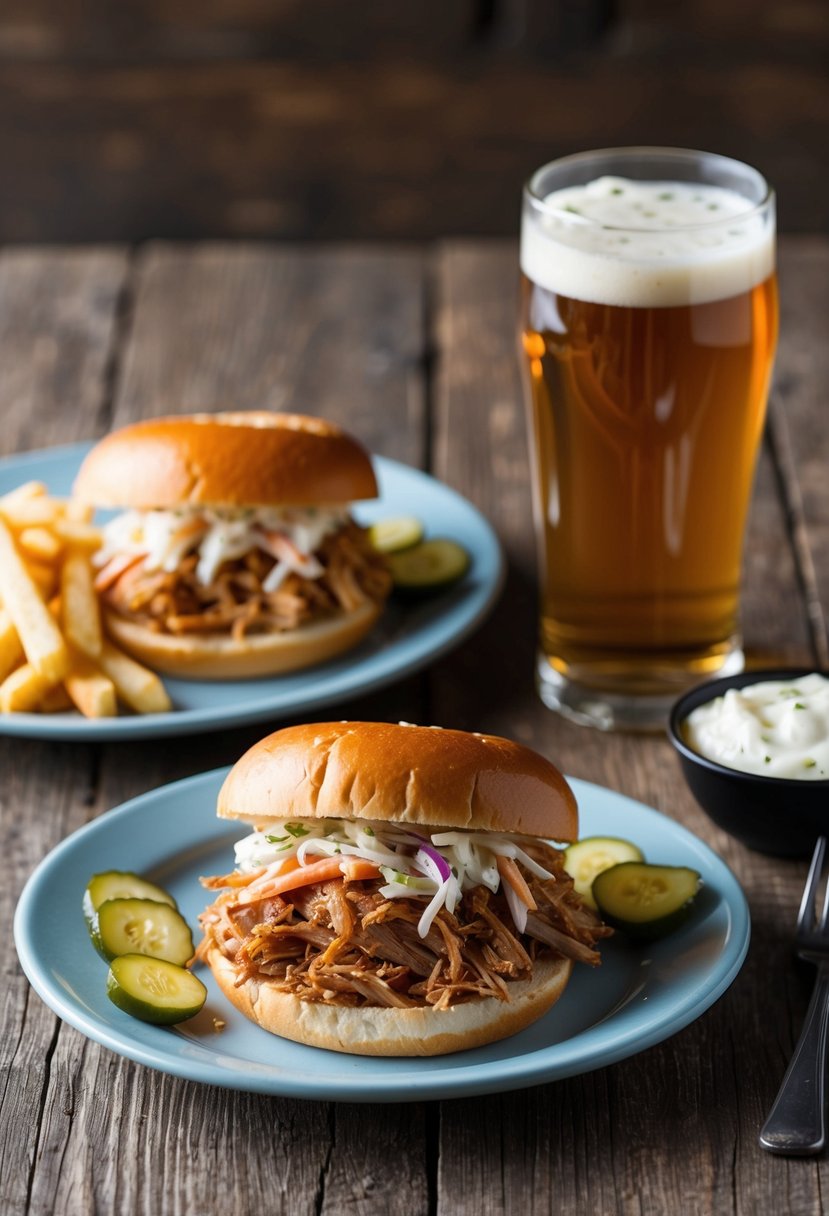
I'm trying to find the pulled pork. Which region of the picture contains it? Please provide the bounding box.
[100,522,391,640]
[197,842,611,1010]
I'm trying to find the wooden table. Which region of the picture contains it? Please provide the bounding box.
[2,237,828,1215]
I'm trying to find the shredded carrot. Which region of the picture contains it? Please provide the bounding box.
[340,857,380,881]
[94,552,143,592]
[201,866,267,890]
[260,530,304,563]
[202,855,300,891]
[496,855,537,911]
[172,516,207,540]
[236,855,380,905]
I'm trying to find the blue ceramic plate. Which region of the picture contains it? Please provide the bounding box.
[14,772,750,1102]
[0,443,503,740]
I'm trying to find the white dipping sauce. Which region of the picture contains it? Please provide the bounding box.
[684,674,829,779]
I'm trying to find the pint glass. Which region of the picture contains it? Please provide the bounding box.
[519,148,778,729]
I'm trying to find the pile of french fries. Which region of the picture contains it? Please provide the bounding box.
[0,482,172,717]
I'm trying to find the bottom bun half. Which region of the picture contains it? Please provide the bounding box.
[205,946,573,1056]
[103,602,383,680]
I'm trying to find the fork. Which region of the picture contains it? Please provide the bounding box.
[760,836,829,1155]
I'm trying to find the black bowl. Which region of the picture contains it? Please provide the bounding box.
[668,668,829,858]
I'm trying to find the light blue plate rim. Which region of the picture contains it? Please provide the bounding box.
[0,442,504,740]
[14,771,750,1102]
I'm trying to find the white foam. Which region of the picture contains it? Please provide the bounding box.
[520,177,774,308]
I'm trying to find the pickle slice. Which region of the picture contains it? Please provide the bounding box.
[592,862,702,940]
[93,897,194,965]
[388,539,470,592]
[106,955,207,1025]
[368,516,424,554]
[83,870,176,938]
[564,836,645,910]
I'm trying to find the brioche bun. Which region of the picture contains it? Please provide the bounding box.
[218,720,579,841]
[73,411,378,509]
[103,602,383,680]
[206,945,572,1057]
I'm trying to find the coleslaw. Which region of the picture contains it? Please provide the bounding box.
[95,505,350,588]
[234,819,556,939]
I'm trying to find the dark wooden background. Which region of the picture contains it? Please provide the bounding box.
[0,0,826,243]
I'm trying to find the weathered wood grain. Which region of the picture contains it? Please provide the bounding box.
[764,238,829,668]
[112,243,427,467]
[0,0,477,62]
[429,238,826,1214]
[0,52,825,244]
[0,248,128,455]
[0,250,129,1216]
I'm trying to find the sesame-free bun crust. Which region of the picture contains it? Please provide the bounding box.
[73,412,378,509]
[206,945,572,1056]
[218,721,579,840]
[103,602,382,680]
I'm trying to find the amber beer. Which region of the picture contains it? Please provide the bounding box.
[519,151,778,729]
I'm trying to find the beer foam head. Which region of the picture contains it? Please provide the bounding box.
[521,176,775,308]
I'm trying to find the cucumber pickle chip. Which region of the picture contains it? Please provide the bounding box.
[93,897,195,965]
[592,862,702,941]
[106,955,207,1025]
[83,870,176,935]
[389,538,470,592]
[368,516,424,554]
[563,836,645,911]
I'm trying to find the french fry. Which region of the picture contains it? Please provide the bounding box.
[0,662,55,713]
[39,683,74,713]
[0,608,24,682]
[97,639,172,714]
[24,559,58,599]
[64,652,117,718]
[0,479,174,721]
[54,519,102,550]
[0,481,47,508]
[0,517,69,682]
[64,499,94,524]
[0,497,63,529]
[18,526,62,562]
[61,550,102,657]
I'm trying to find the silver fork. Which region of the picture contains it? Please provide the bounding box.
[761,836,829,1155]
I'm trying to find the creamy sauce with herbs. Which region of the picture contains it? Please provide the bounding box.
[684,674,829,779]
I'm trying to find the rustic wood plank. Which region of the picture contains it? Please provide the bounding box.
[111,243,427,467]
[0,55,824,244]
[0,248,128,455]
[22,243,432,1216]
[0,249,129,1216]
[763,237,829,667]
[430,238,824,1214]
[0,0,476,62]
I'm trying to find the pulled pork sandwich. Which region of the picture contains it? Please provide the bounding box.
[72,412,392,679]
[197,721,611,1056]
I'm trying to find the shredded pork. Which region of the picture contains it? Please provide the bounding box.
[101,522,391,639]
[197,843,611,1010]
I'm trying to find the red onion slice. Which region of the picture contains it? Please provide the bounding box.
[415,844,452,883]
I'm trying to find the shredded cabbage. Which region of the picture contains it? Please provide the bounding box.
[234,817,554,939]
[96,504,349,587]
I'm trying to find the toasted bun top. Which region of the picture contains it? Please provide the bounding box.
[73,412,378,509]
[218,721,578,840]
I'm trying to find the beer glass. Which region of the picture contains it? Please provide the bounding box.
[519,148,778,730]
